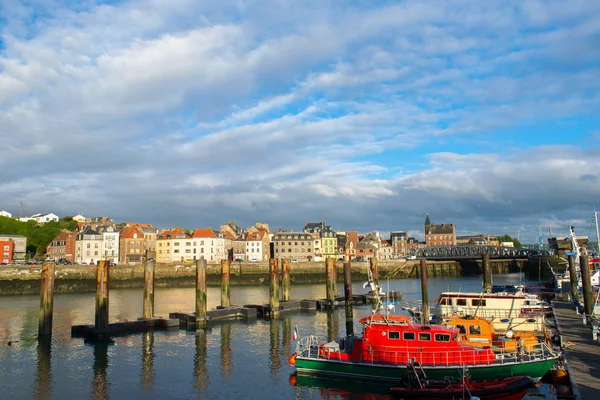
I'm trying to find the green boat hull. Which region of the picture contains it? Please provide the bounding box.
[295,357,557,382]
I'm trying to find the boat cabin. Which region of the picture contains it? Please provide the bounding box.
[435,292,527,318]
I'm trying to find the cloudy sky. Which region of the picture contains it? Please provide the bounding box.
[1,0,599,242]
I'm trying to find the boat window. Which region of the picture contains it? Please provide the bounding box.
[439,298,448,305]
[418,332,431,341]
[469,325,481,335]
[456,324,466,334]
[389,331,400,339]
[435,333,451,342]
[453,334,458,342]
[456,299,467,306]
[403,332,415,340]
[472,299,486,307]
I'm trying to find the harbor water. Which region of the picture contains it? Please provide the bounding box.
[0,273,554,399]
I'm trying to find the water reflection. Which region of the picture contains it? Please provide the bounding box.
[193,330,208,392]
[140,332,154,389]
[282,316,292,355]
[91,341,111,400]
[293,374,392,400]
[269,318,281,379]
[34,337,52,400]
[220,323,232,377]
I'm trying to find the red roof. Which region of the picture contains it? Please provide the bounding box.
[246,231,266,241]
[192,228,217,239]
[120,227,144,239]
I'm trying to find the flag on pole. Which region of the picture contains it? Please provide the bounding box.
[293,325,299,341]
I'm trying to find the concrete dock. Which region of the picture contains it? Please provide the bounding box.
[553,300,600,400]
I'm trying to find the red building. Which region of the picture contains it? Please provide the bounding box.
[0,241,14,263]
[46,232,77,262]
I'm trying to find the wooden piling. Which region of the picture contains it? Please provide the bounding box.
[343,262,354,336]
[568,254,578,300]
[369,257,379,290]
[269,258,280,316]
[325,258,337,302]
[482,253,491,293]
[221,259,231,307]
[580,254,594,318]
[420,259,430,324]
[281,259,291,302]
[95,260,110,330]
[38,261,55,337]
[195,258,207,325]
[143,254,155,319]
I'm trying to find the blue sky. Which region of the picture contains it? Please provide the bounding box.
[0,0,599,242]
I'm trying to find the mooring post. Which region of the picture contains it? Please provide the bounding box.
[420,259,430,324]
[95,260,110,330]
[343,262,354,336]
[325,258,337,303]
[221,259,230,307]
[369,256,379,291]
[482,253,491,293]
[567,254,578,301]
[580,254,594,319]
[143,253,155,319]
[195,257,207,327]
[38,261,55,337]
[269,258,280,317]
[281,258,291,302]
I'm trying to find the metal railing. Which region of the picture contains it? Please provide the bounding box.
[296,336,558,368]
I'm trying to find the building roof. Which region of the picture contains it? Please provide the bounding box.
[193,228,217,239]
[425,223,455,234]
[158,229,189,240]
[120,227,144,239]
[246,231,266,241]
[424,214,431,226]
[303,221,326,233]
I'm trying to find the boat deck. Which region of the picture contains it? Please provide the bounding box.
[553,300,600,400]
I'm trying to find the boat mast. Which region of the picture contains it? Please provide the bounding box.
[595,208,600,255]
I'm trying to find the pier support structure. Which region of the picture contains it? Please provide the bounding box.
[580,254,594,319]
[38,261,55,337]
[269,258,280,317]
[281,259,291,302]
[325,258,337,302]
[343,262,354,336]
[195,258,207,327]
[95,260,110,332]
[567,254,579,301]
[420,259,430,324]
[482,253,491,293]
[221,259,231,308]
[143,253,155,319]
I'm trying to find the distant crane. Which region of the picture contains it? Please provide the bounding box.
[537,224,544,251]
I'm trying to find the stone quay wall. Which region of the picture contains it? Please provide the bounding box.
[0,260,462,295]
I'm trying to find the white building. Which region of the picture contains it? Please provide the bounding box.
[75,226,104,264]
[245,231,268,262]
[0,210,12,218]
[20,213,59,224]
[192,228,226,262]
[97,225,120,264]
[72,214,90,222]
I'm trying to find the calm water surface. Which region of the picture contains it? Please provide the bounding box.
[0,273,552,399]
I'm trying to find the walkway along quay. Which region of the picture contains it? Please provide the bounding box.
[553,300,600,400]
[0,257,529,295]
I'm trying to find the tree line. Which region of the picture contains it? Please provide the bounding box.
[0,216,78,258]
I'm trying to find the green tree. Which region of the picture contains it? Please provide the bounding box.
[497,234,522,248]
[0,216,77,258]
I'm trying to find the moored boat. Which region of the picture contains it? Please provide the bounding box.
[389,362,532,400]
[291,310,559,383]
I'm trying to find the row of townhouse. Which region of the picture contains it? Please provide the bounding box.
[46,221,159,265]
[155,228,232,264]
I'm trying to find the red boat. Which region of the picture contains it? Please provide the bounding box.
[389,362,532,400]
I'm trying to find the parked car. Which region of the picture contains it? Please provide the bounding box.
[291,259,299,263]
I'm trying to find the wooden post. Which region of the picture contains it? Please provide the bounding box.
[95,260,110,330]
[38,261,55,337]
[420,259,430,324]
[196,258,207,326]
[269,258,280,317]
[143,254,155,319]
[567,254,578,300]
[343,262,354,336]
[580,254,594,319]
[369,257,379,290]
[221,259,230,307]
[482,253,491,293]
[281,259,291,302]
[326,258,337,302]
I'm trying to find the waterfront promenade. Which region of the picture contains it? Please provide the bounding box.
[553,300,600,400]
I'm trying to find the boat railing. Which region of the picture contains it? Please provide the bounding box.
[297,336,558,367]
[441,307,543,319]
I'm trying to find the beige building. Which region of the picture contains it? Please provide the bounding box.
[424,215,456,247]
[119,227,145,264]
[0,234,27,261]
[273,232,315,261]
[156,229,192,263]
